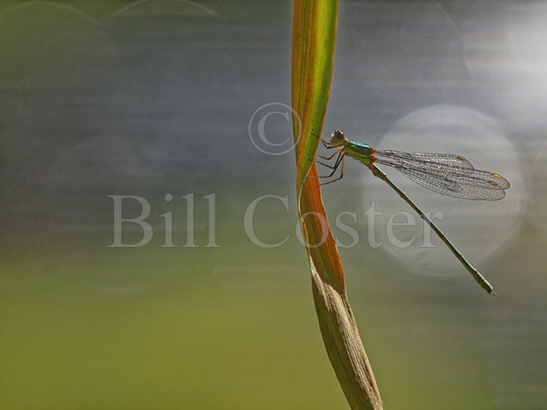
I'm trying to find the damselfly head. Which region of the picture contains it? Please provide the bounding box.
[330,129,347,146]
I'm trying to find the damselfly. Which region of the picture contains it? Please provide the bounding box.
[317,130,510,295]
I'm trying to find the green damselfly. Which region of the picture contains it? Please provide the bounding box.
[317,130,510,295]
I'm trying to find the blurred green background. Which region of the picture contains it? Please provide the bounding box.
[1,1,546,408]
